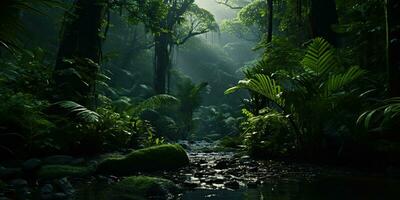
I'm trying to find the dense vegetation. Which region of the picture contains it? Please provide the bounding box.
[0,0,400,199]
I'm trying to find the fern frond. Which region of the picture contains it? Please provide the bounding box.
[130,94,180,115]
[55,101,100,123]
[302,38,338,77]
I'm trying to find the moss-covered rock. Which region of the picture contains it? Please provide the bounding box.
[77,176,179,200]
[104,176,179,200]
[38,165,95,180]
[97,144,189,175]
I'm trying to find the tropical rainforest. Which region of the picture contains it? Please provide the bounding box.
[0,0,400,199]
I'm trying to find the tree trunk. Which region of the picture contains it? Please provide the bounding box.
[387,0,400,97]
[154,33,171,94]
[310,0,338,46]
[267,0,273,43]
[54,0,106,106]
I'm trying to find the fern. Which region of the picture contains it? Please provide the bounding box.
[129,94,180,116]
[55,101,100,123]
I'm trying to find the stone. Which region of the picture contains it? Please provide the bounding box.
[247,181,258,188]
[224,181,240,189]
[43,155,74,165]
[10,179,28,187]
[215,160,229,169]
[97,144,189,175]
[0,167,22,179]
[22,158,42,172]
[53,193,67,199]
[55,178,75,195]
[40,184,54,194]
[183,181,199,189]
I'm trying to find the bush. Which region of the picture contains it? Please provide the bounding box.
[240,108,295,157]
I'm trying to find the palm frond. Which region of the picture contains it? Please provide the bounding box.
[225,74,284,107]
[324,66,366,96]
[357,97,400,129]
[55,101,100,123]
[130,94,180,115]
[302,38,338,77]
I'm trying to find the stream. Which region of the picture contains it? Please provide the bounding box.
[176,140,400,200]
[74,140,400,199]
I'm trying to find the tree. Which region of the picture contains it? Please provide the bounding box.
[54,0,107,106]
[266,0,273,43]
[386,0,400,97]
[151,0,217,94]
[221,0,267,42]
[310,0,338,46]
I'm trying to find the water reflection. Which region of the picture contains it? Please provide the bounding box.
[183,176,400,200]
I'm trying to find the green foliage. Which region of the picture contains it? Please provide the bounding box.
[240,108,294,157]
[358,97,400,130]
[54,101,100,123]
[97,144,189,175]
[0,0,62,52]
[225,74,285,107]
[0,92,54,157]
[0,48,53,97]
[227,38,368,156]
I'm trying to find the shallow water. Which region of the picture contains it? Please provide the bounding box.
[183,176,400,200]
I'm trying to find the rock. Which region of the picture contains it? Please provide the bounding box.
[183,180,199,188]
[0,167,22,179]
[102,176,179,200]
[9,179,28,187]
[54,178,75,195]
[38,165,95,180]
[70,158,85,166]
[215,160,229,169]
[53,192,67,199]
[22,158,42,172]
[97,144,189,175]
[43,155,74,165]
[247,181,258,188]
[40,184,54,194]
[16,187,31,199]
[224,181,240,189]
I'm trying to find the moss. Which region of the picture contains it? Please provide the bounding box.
[38,164,95,179]
[97,144,189,175]
[103,176,179,200]
[76,176,178,200]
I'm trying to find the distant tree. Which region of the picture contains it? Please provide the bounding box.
[310,0,338,46]
[150,0,218,94]
[386,0,400,97]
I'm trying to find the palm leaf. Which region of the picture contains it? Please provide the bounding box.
[302,38,338,77]
[55,101,100,123]
[225,74,284,107]
[357,97,400,129]
[323,66,366,96]
[129,94,180,115]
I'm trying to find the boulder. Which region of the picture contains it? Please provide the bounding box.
[97,144,189,175]
[38,165,95,180]
[103,176,179,200]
